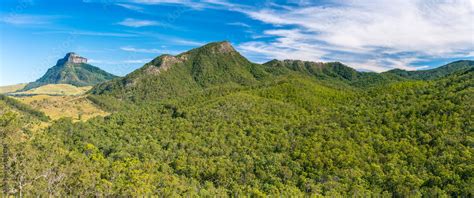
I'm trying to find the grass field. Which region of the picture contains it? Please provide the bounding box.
[10,84,92,96]
[16,94,109,121]
[1,83,106,121]
[0,83,27,94]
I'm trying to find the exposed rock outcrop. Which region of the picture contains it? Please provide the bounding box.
[56,52,88,65]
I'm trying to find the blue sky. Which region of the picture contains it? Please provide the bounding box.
[0,0,473,85]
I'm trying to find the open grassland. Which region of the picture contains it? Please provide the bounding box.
[11,84,92,96]
[0,83,27,94]
[0,99,49,131]
[16,94,109,121]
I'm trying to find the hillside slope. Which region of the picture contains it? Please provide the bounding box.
[384,60,474,80]
[0,83,27,94]
[10,84,92,96]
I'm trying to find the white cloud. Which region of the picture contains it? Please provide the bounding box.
[131,0,211,9]
[116,3,144,12]
[0,14,61,25]
[89,58,152,64]
[123,59,151,64]
[118,18,161,27]
[171,38,205,46]
[130,0,247,10]
[120,46,183,55]
[33,30,137,37]
[88,59,105,64]
[238,0,474,71]
[120,47,162,53]
[132,0,189,3]
[227,22,250,28]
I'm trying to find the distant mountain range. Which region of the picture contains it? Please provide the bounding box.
[21,52,117,91]
[3,42,472,97]
[384,60,474,80]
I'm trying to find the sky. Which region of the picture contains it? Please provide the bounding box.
[0,0,473,85]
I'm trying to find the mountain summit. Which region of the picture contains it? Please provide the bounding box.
[22,52,117,91]
[90,41,267,100]
[57,52,88,65]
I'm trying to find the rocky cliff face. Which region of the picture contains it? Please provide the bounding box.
[56,52,88,65]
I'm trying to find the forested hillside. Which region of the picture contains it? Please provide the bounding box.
[0,42,472,196]
[385,60,474,80]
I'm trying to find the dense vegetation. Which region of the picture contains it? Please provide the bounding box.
[1,42,473,196]
[385,60,474,80]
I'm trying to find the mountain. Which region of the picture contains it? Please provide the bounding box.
[90,41,473,102]
[262,59,359,80]
[22,52,117,91]
[261,59,474,87]
[384,60,474,80]
[90,41,267,100]
[262,59,406,87]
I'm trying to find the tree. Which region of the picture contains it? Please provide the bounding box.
[0,110,21,196]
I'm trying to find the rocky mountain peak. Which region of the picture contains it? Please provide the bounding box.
[56,52,88,65]
[213,41,235,53]
[144,55,186,75]
[183,41,236,56]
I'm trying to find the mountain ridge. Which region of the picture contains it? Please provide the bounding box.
[89,41,473,101]
[384,60,474,80]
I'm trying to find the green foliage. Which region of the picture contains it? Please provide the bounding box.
[384,60,474,80]
[0,94,49,121]
[86,95,130,112]
[3,68,470,196]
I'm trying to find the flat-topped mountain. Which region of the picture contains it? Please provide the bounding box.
[22,52,117,91]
